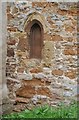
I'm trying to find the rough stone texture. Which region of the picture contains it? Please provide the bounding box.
[52,69,63,76]
[6,2,78,112]
[42,41,54,66]
[37,87,52,98]
[30,67,42,73]
[64,48,77,55]
[7,48,14,57]
[65,70,77,79]
[16,85,36,98]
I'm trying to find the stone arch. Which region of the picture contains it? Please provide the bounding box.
[25,19,44,36]
[24,11,49,34]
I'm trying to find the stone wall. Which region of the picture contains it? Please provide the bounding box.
[6,1,78,111]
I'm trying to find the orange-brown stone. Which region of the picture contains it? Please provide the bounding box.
[17,36,28,52]
[37,87,52,97]
[58,9,68,15]
[64,48,77,55]
[22,78,44,87]
[72,20,77,26]
[68,9,77,16]
[65,70,76,79]
[16,85,36,98]
[52,69,63,76]
[32,2,42,7]
[15,97,29,104]
[51,34,63,41]
[44,33,52,41]
[7,27,17,32]
[7,40,16,45]
[7,13,14,20]
[32,2,48,8]
[30,68,42,73]
[47,17,55,25]
[63,37,74,42]
[65,25,75,32]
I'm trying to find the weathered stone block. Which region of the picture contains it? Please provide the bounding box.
[65,70,76,79]
[7,48,14,57]
[44,33,52,41]
[17,35,28,52]
[64,48,77,55]
[22,78,45,87]
[51,34,63,41]
[65,25,75,32]
[37,87,52,98]
[52,69,63,76]
[58,9,67,15]
[15,97,29,104]
[7,39,16,45]
[7,13,14,20]
[16,85,36,98]
[7,27,17,32]
[30,67,42,73]
[42,41,54,65]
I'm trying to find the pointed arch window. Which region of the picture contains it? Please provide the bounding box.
[29,21,43,59]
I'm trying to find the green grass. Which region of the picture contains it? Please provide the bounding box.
[1,101,78,119]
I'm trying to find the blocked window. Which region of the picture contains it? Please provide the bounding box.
[29,22,43,59]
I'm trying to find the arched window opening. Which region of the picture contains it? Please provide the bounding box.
[29,22,43,59]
